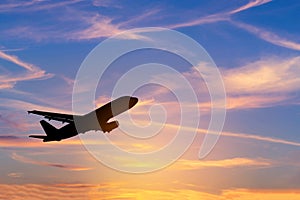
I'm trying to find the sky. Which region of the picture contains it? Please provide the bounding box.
[0,0,300,199]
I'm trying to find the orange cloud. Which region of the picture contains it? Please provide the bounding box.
[222,189,300,200]
[222,56,300,95]
[0,135,86,148]
[182,56,300,109]
[173,157,271,170]
[0,184,300,200]
[225,95,288,109]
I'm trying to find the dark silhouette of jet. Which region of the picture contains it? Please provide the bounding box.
[28,96,138,142]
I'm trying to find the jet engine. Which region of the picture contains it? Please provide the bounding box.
[102,121,119,133]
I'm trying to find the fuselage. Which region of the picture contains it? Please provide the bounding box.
[31,96,138,142]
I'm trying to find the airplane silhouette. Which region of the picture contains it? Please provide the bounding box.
[28,96,138,142]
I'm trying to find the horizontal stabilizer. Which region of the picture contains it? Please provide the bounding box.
[29,135,46,139]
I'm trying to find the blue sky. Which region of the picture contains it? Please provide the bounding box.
[0,0,300,199]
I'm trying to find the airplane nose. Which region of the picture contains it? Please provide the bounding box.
[129,97,138,108]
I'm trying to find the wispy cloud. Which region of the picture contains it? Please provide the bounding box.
[144,55,300,111]
[225,95,289,109]
[168,0,272,29]
[0,113,28,131]
[0,98,70,113]
[203,127,300,147]
[185,56,300,109]
[69,14,124,40]
[0,50,53,89]
[0,50,38,71]
[129,120,300,147]
[68,10,152,40]
[167,0,300,51]
[0,135,77,148]
[11,153,92,171]
[7,172,23,178]
[229,0,272,14]
[231,21,300,51]
[174,157,271,170]
[92,0,119,8]
[119,9,161,27]
[5,9,146,41]
[222,55,300,99]
[0,0,41,12]
[168,11,229,29]
[0,0,83,13]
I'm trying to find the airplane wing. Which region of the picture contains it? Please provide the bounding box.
[27,110,76,123]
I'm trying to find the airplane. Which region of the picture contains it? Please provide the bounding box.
[28,96,138,142]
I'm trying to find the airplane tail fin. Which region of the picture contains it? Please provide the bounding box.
[40,120,57,136]
[29,121,60,142]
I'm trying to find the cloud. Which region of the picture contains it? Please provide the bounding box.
[0,0,40,12]
[68,12,151,40]
[130,120,300,147]
[220,130,300,147]
[69,14,124,40]
[0,50,38,71]
[167,0,300,51]
[58,74,75,86]
[174,157,271,170]
[221,189,300,200]
[229,0,272,14]
[0,0,83,13]
[168,0,272,29]
[139,55,300,111]
[222,56,300,102]
[0,184,300,200]
[92,0,122,8]
[3,12,115,41]
[0,98,70,113]
[119,9,161,27]
[0,135,50,148]
[11,153,92,171]
[168,12,229,29]
[7,172,23,178]
[231,21,300,51]
[201,126,300,147]
[184,56,300,109]
[0,50,53,89]
[0,113,28,131]
[0,184,102,200]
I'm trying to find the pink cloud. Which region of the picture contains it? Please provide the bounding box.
[0,50,53,89]
[0,0,83,13]
[168,0,272,29]
[11,152,92,171]
[231,21,300,51]
[229,0,272,14]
